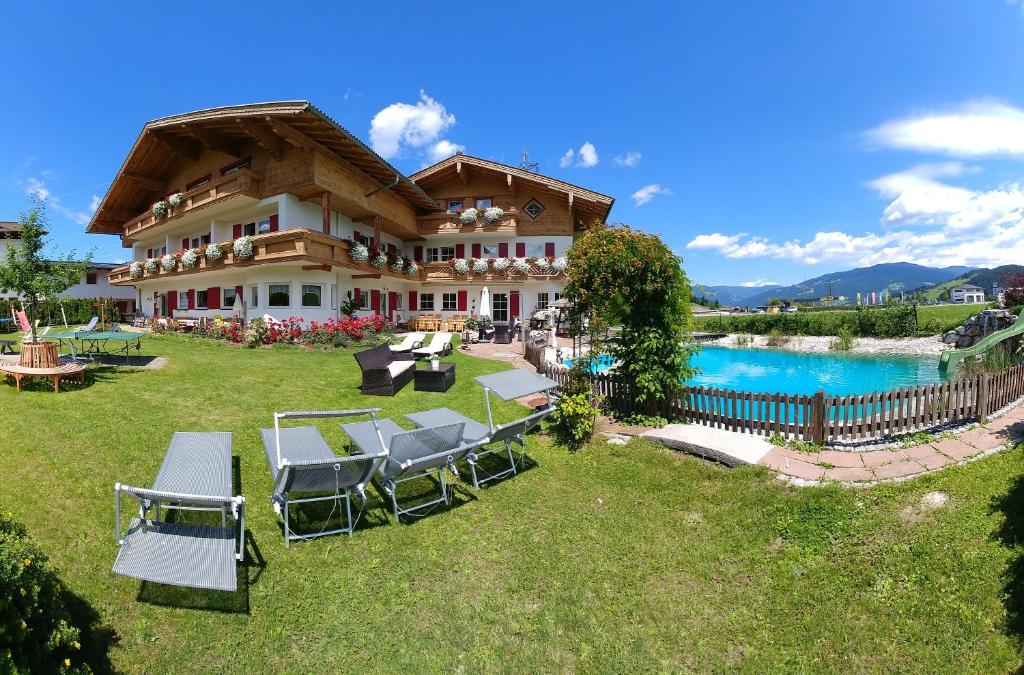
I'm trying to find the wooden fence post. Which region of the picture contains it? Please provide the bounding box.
[811,390,826,445]
[977,373,990,422]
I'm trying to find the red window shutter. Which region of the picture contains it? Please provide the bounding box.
[457,290,468,312]
[388,291,398,320]
[510,290,520,319]
[414,246,423,262]
[455,243,465,258]
[408,290,418,311]
[498,243,508,258]
[235,285,243,301]
[207,287,221,310]
[182,238,190,250]
[187,289,195,310]
[353,230,361,243]
[147,248,153,258]
[232,223,242,239]
[371,290,381,313]
[354,287,361,308]
[269,214,279,232]
[471,243,481,259]
[167,291,177,318]
[545,242,556,257]
[515,242,526,257]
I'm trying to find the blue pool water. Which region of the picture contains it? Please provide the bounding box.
[687,345,945,396]
[566,346,946,396]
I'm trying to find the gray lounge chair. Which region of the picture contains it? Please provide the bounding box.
[113,432,245,592]
[341,419,469,520]
[261,409,388,547]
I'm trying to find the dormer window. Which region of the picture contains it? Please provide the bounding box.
[475,197,493,209]
[523,199,545,219]
[446,199,463,213]
[220,156,252,176]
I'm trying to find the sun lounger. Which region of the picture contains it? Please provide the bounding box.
[261,410,388,546]
[390,332,425,353]
[411,332,453,359]
[341,419,468,520]
[112,432,245,592]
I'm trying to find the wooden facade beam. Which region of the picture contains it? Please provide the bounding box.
[507,173,515,196]
[302,264,332,271]
[321,191,331,234]
[121,173,164,192]
[352,273,381,280]
[456,160,470,185]
[151,133,199,161]
[180,124,241,157]
[235,118,284,160]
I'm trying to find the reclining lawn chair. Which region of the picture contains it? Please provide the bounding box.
[389,332,425,353]
[412,332,453,359]
[112,432,245,592]
[405,368,558,487]
[261,409,389,547]
[341,418,469,520]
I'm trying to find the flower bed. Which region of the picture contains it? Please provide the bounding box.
[185,314,393,350]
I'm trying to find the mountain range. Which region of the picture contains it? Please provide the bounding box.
[694,262,1023,307]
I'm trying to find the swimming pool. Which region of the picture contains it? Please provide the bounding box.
[565,346,945,396]
[687,345,945,396]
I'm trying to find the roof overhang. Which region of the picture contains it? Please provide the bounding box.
[87,101,440,235]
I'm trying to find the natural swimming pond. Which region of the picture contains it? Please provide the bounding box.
[566,345,946,396]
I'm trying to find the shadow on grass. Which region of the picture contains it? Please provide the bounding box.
[991,460,1024,647]
[63,585,119,673]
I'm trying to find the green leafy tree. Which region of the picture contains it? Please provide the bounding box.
[564,223,696,414]
[0,201,90,343]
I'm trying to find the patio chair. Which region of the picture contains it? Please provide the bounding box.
[341,418,469,520]
[412,332,453,359]
[112,432,245,592]
[260,410,388,547]
[389,331,425,353]
[77,316,98,332]
[353,343,415,396]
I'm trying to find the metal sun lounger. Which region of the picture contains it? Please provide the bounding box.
[261,410,388,547]
[112,432,245,592]
[342,419,469,521]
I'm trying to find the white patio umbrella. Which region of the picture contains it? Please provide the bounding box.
[479,286,491,319]
[233,291,244,319]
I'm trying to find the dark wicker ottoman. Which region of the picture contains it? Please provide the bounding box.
[414,363,456,392]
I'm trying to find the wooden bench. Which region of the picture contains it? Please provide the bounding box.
[0,361,87,392]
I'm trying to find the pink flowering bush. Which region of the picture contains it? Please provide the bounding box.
[225,315,391,349]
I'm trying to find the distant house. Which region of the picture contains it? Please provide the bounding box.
[950,284,985,304]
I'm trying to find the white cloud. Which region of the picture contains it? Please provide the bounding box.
[867,100,1024,157]
[21,176,96,226]
[25,177,50,201]
[425,139,465,165]
[631,183,673,206]
[739,279,779,287]
[559,148,574,168]
[577,142,598,168]
[614,151,642,167]
[369,90,458,160]
[89,194,101,212]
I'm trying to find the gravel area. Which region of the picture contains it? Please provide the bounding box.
[708,333,947,356]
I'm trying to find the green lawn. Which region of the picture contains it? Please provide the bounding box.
[4,333,1024,671]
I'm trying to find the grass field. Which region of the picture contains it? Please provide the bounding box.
[4,332,1024,671]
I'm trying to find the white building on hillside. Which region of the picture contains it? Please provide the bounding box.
[950,284,985,304]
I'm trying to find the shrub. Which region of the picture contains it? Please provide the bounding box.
[549,391,600,450]
[830,325,855,351]
[0,509,89,673]
[33,297,121,327]
[766,329,790,347]
[698,305,920,338]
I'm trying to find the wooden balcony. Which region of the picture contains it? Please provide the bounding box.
[122,169,263,243]
[416,209,519,236]
[108,228,412,285]
[420,260,565,284]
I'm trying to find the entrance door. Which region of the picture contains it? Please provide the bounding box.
[159,293,167,318]
[492,292,509,323]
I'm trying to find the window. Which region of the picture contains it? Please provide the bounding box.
[301,284,322,307]
[356,290,369,309]
[223,287,237,308]
[330,284,337,310]
[243,219,272,237]
[354,232,370,246]
[186,174,211,191]
[420,293,435,311]
[537,292,549,310]
[447,199,463,213]
[426,246,456,262]
[526,243,545,258]
[482,243,499,258]
[442,293,458,311]
[178,292,189,310]
[196,290,208,309]
[394,293,403,310]
[85,272,97,285]
[475,197,493,209]
[220,156,252,176]
[269,284,290,307]
[190,234,211,249]
[554,292,562,302]
[250,286,259,308]
[523,199,544,219]
[492,293,509,322]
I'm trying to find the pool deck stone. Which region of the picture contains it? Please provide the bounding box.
[644,406,1019,486]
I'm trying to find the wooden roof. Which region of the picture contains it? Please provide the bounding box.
[0,221,19,238]
[410,153,615,223]
[87,101,440,234]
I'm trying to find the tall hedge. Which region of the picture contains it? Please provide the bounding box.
[0,509,90,673]
[30,297,122,327]
[697,304,919,338]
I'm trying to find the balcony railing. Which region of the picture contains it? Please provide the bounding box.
[123,169,263,242]
[108,228,412,285]
[416,209,518,235]
[420,260,564,284]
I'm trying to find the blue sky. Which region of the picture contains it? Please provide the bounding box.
[3,1,1024,286]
